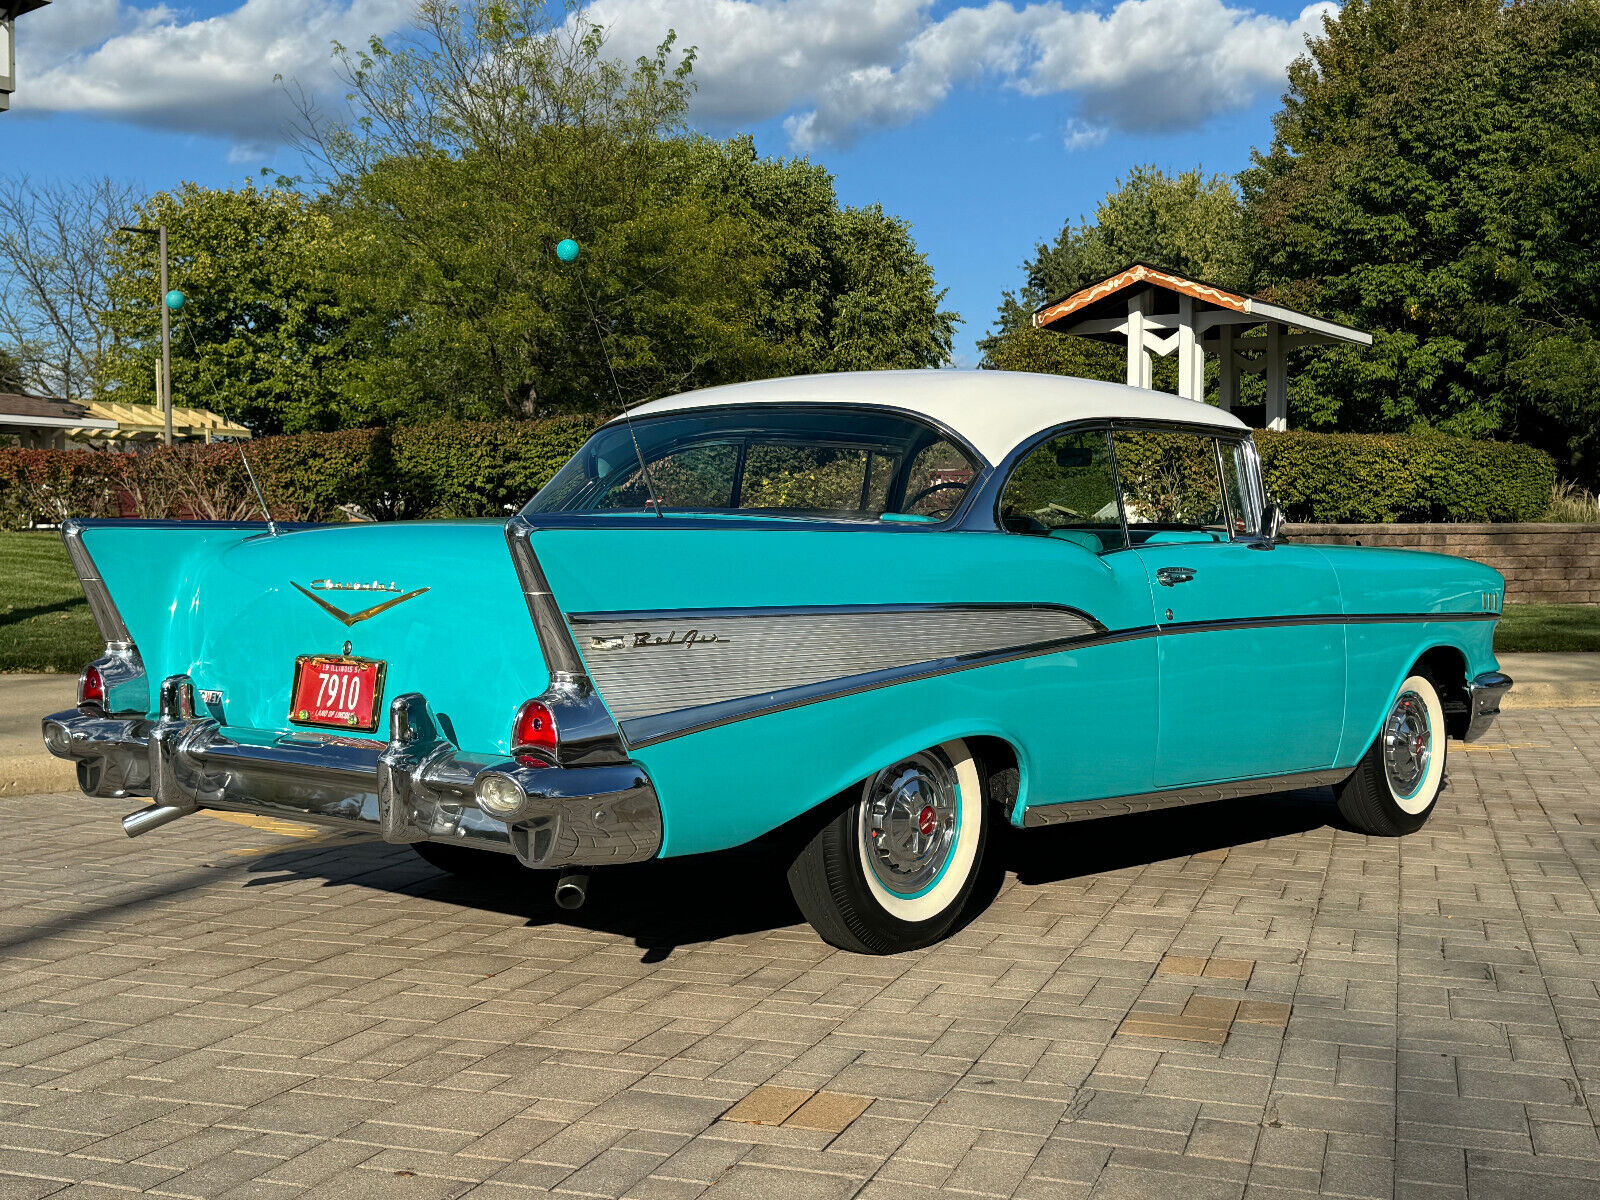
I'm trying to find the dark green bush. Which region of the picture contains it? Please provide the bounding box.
[0,416,602,529]
[1257,430,1556,523]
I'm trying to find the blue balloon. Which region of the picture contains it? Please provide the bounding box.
[165,289,186,311]
[555,238,580,264]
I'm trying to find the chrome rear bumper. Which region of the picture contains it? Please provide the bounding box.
[1464,671,1513,743]
[41,675,662,869]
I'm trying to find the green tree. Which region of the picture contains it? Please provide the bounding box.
[982,166,1247,375]
[696,138,955,375]
[1242,0,1600,482]
[100,182,355,433]
[298,2,953,422]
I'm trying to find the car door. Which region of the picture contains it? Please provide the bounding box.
[1113,428,1347,787]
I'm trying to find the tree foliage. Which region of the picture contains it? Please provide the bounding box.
[1242,0,1600,482]
[100,182,356,434]
[981,166,1246,380]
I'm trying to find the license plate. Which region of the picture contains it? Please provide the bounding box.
[289,655,386,732]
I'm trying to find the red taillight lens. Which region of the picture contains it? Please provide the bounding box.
[511,699,557,757]
[79,665,105,707]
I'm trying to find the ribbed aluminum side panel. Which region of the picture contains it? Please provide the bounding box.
[569,606,1099,724]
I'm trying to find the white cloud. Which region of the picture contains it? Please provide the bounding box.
[14,0,415,143]
[592,0,1335,149]
[10,0,1334,152]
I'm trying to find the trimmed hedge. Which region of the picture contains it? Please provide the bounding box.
[1256,430,1556,523]
[0,418,1556,528]
[0,416,599,530]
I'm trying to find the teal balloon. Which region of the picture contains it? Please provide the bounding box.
[164,289,185,311]
[555,238,580,264]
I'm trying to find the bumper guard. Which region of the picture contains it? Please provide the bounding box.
[41,674,662,870]
[1464,671,1513,743]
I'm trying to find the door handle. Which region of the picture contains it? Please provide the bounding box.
[1156,566,1196,587]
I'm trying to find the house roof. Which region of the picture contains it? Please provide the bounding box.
[1033,262,1373,346]
[620,370,1247,466]
[0,391,117,431]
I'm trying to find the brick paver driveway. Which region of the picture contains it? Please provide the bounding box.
[2,708,1598,1200]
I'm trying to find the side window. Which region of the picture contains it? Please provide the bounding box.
[597,442,737,509]
[999,430,1126,552]
[1111,430,1228,542]
[1219,440,1259,536]
[740,443,892,513]
[901,439,976,519]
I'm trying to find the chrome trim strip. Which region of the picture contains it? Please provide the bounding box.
[569,601,1106,628]
[1021,767,1356,827]
[611,608,1499,748]
[504,516,588,679]
[61,519,132,644]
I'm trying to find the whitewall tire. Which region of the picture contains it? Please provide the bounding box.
[1335,673,1448,836]
[788,739,991,954]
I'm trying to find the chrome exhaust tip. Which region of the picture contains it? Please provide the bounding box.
[554,871,589,910]
[121,804,189,838]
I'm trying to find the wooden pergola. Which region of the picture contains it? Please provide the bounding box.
[1033,263,1372,430]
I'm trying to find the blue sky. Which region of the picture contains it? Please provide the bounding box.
[4,0,1330,365]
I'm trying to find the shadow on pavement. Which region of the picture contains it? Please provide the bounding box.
[238,786,1339,960]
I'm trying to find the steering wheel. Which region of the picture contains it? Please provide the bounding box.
[903,479,971,513]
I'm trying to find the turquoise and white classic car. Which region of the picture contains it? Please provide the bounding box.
[42,371,1512,953]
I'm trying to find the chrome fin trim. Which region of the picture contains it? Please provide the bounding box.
[1021,767,1355,827]
[62,519,132,644]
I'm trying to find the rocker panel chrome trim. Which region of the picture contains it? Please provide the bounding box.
[1021,767,1356,827]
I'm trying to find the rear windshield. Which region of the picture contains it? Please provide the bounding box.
[524,407,982,522]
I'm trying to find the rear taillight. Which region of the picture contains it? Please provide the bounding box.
[512,699,557,758]
[79,665,105,708]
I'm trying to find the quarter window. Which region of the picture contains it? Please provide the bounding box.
[999,430,1126,552]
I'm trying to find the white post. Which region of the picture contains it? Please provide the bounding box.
[1218,326,1237,412]
[1265,322,1288,431]
[1125,291,1145,388]
[1176,296,1198,401]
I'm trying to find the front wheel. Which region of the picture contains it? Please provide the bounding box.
[1334,673,1448,836]
[787,740,990,954]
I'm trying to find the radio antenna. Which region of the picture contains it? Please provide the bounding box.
[559,238,663,518]
[240,449,279,537]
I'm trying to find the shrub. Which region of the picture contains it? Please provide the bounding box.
[0,415,601,529]
[1257,430,1556,523]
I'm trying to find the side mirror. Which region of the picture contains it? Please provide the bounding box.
[1259,502,1283,542]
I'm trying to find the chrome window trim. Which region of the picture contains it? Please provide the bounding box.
[979,417,1262,548]
[523,401,995,531]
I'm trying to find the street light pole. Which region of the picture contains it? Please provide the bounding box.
[118,223,172,446]
[158,224,171,447]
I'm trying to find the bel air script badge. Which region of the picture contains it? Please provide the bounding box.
[589,629,730,651]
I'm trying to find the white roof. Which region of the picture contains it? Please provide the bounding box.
[620,370,1249,465]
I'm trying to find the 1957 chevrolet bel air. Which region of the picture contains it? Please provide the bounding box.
[42,371,1512,953]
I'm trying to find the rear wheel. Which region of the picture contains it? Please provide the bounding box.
[787,740,990,954]
[1335,673,1447,836]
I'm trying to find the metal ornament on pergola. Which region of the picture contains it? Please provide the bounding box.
[1032,263,1372,430]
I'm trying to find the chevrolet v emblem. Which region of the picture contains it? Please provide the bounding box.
[291,581,429,626]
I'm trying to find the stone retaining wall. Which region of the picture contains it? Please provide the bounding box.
[1287,523,1600,605]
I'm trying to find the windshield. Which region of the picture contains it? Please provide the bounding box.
[524,406,982,522]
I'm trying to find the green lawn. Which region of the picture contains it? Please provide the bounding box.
[0,531,102,674]
[1494,603,1600,653]
[0,529,1595,673]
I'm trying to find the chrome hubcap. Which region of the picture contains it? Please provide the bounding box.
[861,750,959,896]
[1384,690,1432,797]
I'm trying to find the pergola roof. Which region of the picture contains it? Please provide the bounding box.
[79,401,251,441]
[1033,262,1372,347]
